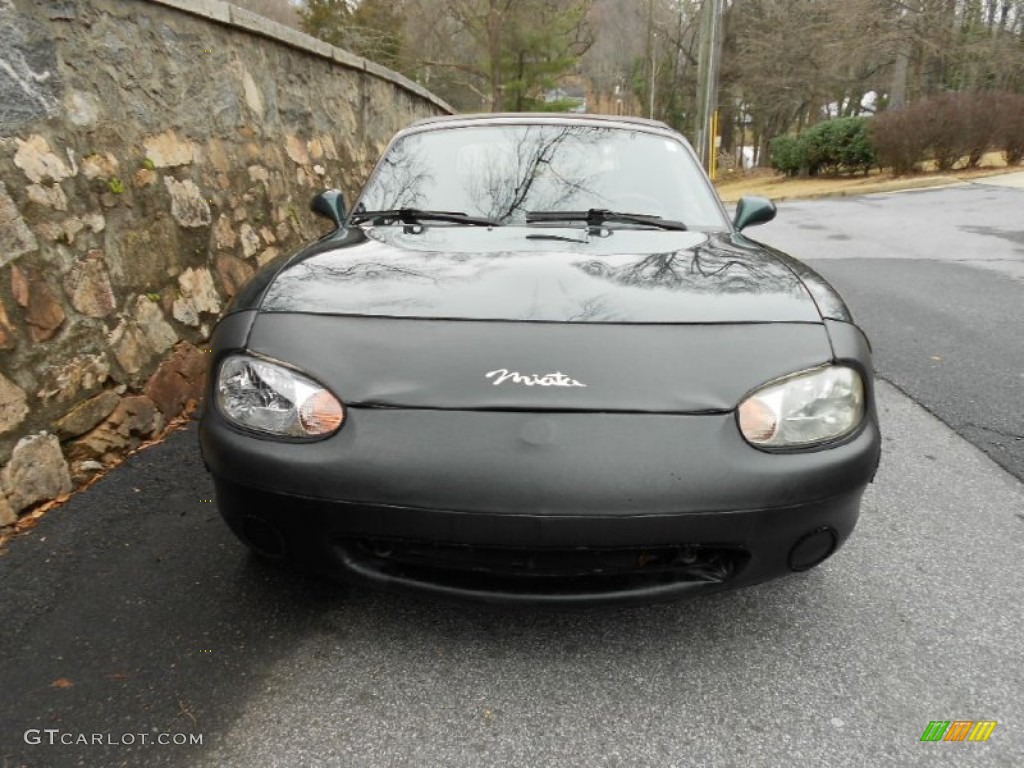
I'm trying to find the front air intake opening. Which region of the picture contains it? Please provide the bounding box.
[339,538,751,595]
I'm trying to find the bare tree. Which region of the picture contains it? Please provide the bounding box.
[393,0,594,111]
[289,0,1024,160]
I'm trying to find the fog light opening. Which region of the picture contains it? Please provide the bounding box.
[788,527,837,572]
[242,516,287,560]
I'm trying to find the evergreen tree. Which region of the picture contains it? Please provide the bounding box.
[349,0,406,70]
[298,0,353,49]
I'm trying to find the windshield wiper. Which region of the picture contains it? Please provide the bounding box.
[525,209,687,231]
[349,208,502,227]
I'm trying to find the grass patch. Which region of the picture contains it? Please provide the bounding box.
[714,151,1017,202]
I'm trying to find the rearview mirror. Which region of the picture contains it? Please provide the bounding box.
[733,196,776,232]
[310,189,346,228]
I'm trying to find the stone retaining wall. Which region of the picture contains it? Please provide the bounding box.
[0,0,452,525]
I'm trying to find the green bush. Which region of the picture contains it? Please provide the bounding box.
[803,117,875,176]
[835,118,877,174]
[770,117,875,177]
[769,135,806,177]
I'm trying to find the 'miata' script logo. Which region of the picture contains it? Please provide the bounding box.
[485,369,587,388]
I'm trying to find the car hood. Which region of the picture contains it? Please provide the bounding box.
[244,227,836,413]
[258,227,824,324]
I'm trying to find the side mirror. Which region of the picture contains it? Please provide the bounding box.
[310,189,346,228]
[733,196,776,232]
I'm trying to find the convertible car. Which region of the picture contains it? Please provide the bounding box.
[199,113,881,605]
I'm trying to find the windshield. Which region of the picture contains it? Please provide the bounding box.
[354,123,729,230]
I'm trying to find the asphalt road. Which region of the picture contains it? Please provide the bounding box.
[2,178,1023,768]
[755,175,1024,481]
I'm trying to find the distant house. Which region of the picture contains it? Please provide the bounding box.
[543,85,587,113]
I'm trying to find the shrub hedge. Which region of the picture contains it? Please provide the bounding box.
[871,90,1024,175]
[993,92,1024,166]
[770,91,1024,177]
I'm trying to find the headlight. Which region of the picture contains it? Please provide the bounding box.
[216,355,345,438]
[738,365,864,448]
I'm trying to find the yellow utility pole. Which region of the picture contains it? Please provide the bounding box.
[709,110,719,180]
